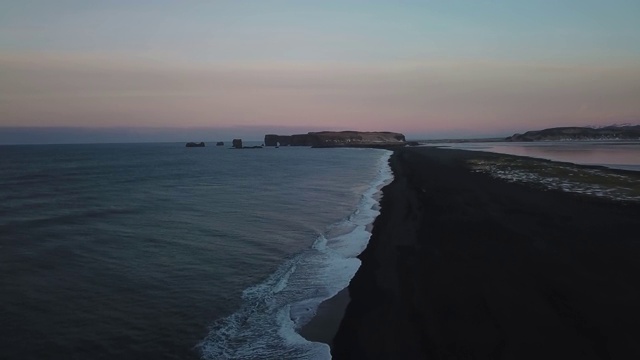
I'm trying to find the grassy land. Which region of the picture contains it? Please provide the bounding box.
[467,155,640,202]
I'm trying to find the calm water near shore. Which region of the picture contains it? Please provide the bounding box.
[437,141,640,171]
[0,143,392,359]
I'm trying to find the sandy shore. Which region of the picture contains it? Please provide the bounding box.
[331,147,640,359]
[299,289,350,346]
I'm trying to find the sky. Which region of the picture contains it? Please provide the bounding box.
[1,0,639,143]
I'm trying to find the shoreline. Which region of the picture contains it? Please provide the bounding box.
[298,288,350,346]
[331,146,640,359]
[297,149,392,350]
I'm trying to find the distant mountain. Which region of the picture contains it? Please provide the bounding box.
[506,125,640,142]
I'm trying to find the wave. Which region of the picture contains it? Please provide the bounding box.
[198,150,393,359]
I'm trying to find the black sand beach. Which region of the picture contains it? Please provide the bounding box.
[332,147,640,359]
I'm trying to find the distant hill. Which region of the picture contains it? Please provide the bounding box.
[506,125,640,142]
[264,131,406,148]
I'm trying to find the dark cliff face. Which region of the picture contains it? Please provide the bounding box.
[232,139,243,148]
[309,131,406,147]
[185,142,205,147]
[507,125,640,141]
[264,134,278,146]
[291,134,312,146]
[263,131,406,147]
[264,134,311,146]
[265,134,287,146]
[264,134,305,146]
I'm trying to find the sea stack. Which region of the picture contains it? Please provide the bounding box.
[185,142,205,147]
[232,139,243,149]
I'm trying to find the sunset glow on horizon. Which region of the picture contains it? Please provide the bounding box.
[1,1,639,143]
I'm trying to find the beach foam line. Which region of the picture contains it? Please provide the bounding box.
[199,150,393,359]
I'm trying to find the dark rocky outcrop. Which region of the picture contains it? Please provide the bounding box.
[310,131,405,148]
[264,134,308,146]
[264,131,406,148]
[264,134,285,146]
[230,138,262,149]
[507,125,640,142]
[185,142,205,147]
[216,141,224,146]
[291,134,313,146]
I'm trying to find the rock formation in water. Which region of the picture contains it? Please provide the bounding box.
[216,141,224,146]
[185,142,205,147]
[264,134,285,146]
[506,125,640,142]
[264,131,406,148]
[230,139,263,149]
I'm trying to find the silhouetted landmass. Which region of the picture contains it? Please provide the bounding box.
[420,137,506,144]
[230,138,263,149]
[264,131,406,148]
[231,139,243,149]
[185,142,205,147]
[507,125,640,141]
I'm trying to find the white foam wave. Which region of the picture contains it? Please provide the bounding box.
[199,150,393,359]
[311,234,327,251]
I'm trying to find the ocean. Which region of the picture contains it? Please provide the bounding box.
[0,143,392,360]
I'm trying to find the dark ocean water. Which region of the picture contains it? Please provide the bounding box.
[0,143,392,359]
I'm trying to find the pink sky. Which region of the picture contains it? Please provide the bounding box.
[2,2,640,142]
[2,52,639,140]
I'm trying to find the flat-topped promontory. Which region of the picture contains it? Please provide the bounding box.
[264,131,406,148]
[506,125,640,141]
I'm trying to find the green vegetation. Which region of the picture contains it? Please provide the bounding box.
[467,155,640,202]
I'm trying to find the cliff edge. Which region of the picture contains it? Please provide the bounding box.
[264,131,406,148]
[506,125,640,141]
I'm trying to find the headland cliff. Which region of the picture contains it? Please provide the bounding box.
[506,125,640,141]
[264,131,406,148]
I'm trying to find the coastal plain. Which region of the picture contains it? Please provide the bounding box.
[332,146,640,359]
